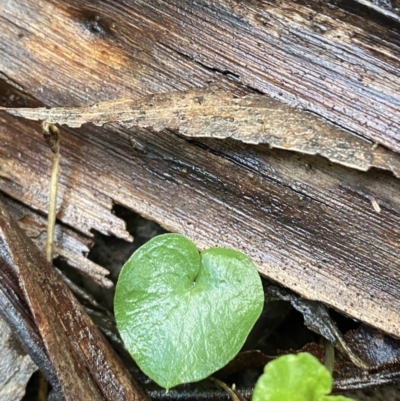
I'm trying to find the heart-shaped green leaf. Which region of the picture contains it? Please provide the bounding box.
[252,353,356,401]
[114,233,264,389]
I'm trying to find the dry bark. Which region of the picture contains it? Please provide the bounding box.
[2,88,400,177]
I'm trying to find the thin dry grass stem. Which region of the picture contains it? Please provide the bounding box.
[39,121,61,401]
[209,377,248,401]
[43,122,60,262]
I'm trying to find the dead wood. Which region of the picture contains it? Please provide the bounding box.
[3,196,113,288]
[2,82,400,340]
[0,197,149,401]
[0,0,399,152]
[0,0,399,353]
[2,89,400,177]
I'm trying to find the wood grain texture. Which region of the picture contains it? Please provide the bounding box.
[0,198,149,401]
[3,89,400,177]
[0,0,399,339]
[3,195,113,287]
[1,98,400,338]
[0,80,131,241]
[0,0,399,150]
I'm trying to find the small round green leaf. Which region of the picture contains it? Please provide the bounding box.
[114,233,264,389]
[252,353,356,401]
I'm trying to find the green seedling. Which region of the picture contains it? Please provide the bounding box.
[114,233,264,389]
[252,352,356,401]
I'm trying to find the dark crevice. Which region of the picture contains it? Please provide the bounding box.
[160,43,242,83]
[176,48,265,95]
[86,204,166,310]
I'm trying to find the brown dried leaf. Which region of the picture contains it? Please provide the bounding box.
[1,89,399,177]
[345,324,400,369]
